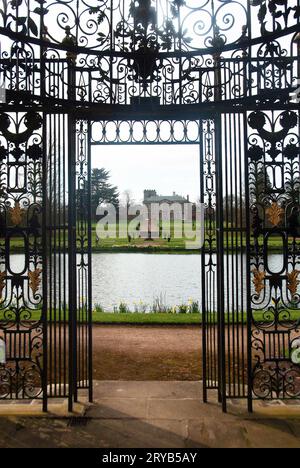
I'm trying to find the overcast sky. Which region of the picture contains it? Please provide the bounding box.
[91,144,200,203]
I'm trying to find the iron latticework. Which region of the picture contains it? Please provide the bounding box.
[0,111,45,400]
[0,0,299,412]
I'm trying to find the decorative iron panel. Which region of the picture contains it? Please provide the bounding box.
[201,118,218,397]
[91,119,202,144]
[0,111,45,401]
[75,119,92,398]
[0,1,298,108]
[247,108,300,400]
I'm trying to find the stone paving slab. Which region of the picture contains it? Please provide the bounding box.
[90,398,148,419]
[93,380,202,399]
[0,401,87,418]
[0,381,300,448]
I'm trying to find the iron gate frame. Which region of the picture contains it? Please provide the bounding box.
[85,112,244,413]
[0,0,299,413]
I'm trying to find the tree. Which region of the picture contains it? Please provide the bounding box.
[122,189,135,210]
[250,164,272,206]
[223,194,246,227]
[91,168,119,219]
[284,176,300,207]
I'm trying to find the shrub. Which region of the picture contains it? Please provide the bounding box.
[118,301,130,313]
[189,301,200,314]
[177,304,188,314]
[94,303,104,313]
[134,301,148,313]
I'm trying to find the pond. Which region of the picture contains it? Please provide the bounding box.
[9,253,283,312]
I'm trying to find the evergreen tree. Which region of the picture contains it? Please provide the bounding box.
[89,168,119,220]
[250,164,272,206]
[223,194,246,227]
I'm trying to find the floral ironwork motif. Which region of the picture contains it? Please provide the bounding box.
[10,202,24,226]
[28,268,42,295]
[252,268,266,295]
[266,202,284,227]
[287,270,300,297]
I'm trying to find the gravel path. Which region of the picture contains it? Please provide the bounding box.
[92,325,202,380]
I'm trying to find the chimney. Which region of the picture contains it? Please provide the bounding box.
[187,194,189,202]
[144,189,156,201]
[173,191,175,196]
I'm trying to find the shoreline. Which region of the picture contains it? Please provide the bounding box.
[9,246,285,254]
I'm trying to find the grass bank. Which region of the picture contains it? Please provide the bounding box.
[13,310,297,325]
[92,310,300,324]
[92,312,201,324]
[8,225,289,254]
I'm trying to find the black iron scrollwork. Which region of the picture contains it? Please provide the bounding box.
[0,0,299,408]
[0,111,43,399]
[248,109,300,399]
[0,1,297,107]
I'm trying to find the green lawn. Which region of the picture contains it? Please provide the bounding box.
[5,219,295,253]
[92,312,202,324]
[3,310,299,325]
[0,310,201,325]
[7,229,290,253]
[92,310,300,324]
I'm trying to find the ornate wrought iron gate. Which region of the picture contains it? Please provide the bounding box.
[0,0,299,412]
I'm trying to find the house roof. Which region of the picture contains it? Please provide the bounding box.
[144,194,188,203]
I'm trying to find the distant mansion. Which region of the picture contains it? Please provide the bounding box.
[142,190,195,227]
[143,190,190,206]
